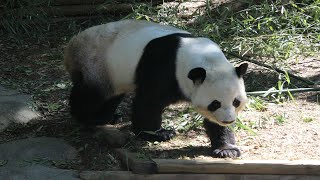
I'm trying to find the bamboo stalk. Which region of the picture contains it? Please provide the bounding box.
[247,87,320,96]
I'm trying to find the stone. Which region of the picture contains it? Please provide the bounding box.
[0,137,78,164]
[0,137,80,180]
[0,165,80,180]
[0,85,40,131]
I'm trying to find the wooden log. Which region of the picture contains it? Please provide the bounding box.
[52,0,167,6]
[0,4,134,19]
[154,159,320,175]
[46,4,134,16]
[79,171,320,180]
[95,125,129,147]
[52,0,105,6]
[114,148,157,174]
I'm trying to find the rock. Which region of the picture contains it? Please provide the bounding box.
[0,137,78,164]
[0,137,80,180]
[0,85,40,131]
[0,165,80,180]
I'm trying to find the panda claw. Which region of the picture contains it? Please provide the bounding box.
[138,128,176,142]
[212,143,241,158]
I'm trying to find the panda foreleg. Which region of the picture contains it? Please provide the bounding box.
[203,118,241,158]
[131,92,176,142]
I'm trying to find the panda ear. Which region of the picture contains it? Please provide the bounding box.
[235,63,248,78]
[188,67,206,84]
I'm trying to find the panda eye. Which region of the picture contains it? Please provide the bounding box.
[233,98,241,108]
[208,100,221,112]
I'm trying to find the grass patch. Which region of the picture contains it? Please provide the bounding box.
[247,96,268,111]
[274,114,287,125]
[303,116,314,123]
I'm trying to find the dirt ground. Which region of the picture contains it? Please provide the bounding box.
[0,2,319,171]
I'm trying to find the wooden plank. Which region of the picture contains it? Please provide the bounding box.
[79,171,320,180]
[154,159,320,175]
[114,148,157,174]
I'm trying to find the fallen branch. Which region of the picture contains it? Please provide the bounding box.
[247,87,320,96]
[226,52,317,86]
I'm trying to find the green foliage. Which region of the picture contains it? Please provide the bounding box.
[202,0,320,61]
[264,71,296,103]
[274,114,287,124]
[128,0,320,62]
[303,116,314,122]
[234,117,257,135]
[247,96,268,111]
[163,107,203,133]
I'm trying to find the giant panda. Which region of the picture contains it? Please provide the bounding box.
[64,19,248,158]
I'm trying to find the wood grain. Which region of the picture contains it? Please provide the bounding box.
[154,159,320,175]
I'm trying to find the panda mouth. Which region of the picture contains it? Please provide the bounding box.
[219,120,235,125]
[195,107,235,126]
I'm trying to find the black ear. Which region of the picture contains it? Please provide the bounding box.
[188,67,206,84]
[235,63,248,78]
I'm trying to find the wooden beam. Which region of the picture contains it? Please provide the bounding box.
[79,170,320,180]
[114,148,157,174]
[154,159,320,175]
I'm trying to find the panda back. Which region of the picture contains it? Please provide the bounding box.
[105,20,190,94]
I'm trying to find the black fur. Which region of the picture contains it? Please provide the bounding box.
[132,33,192,140]
[203,118,240,158]
[69,71,124,125]
[235,63,248,78]
[188,67,206,84]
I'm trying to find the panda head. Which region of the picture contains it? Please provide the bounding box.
[188,63,248,126]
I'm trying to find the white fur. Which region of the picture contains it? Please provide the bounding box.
[176,37,247,125]
[104,20,189,94]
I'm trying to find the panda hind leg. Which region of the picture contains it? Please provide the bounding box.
[69,78,124,126]
[131,92,176,142]
[203,118,241,158]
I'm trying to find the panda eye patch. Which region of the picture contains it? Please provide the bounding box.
[208,100,221,112]
[233,98,241,108]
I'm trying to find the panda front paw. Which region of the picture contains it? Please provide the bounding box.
[212,143,241,158]
[138,128,176,142]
